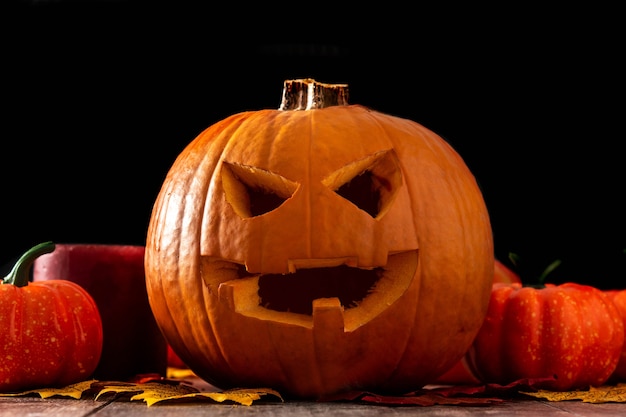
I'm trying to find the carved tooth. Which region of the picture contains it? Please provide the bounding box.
[312,297,345,334]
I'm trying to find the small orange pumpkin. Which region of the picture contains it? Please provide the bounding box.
[145,79,494,398]
[466,282,624,390]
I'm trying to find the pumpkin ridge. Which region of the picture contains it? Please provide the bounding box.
[304,109,314,259]
[47,283,76,384]
[378,274,422,388]
[164,138,230,375]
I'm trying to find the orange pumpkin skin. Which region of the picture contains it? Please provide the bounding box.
[466,282,624,391]
[605,289,626,382]
[434,259,521,385]
[145,86,494,398]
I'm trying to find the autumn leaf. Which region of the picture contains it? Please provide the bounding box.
[521,383,626,403]
[319,377,557,406]
[0,379,96,399]
[172,388,284,407]
[354,391,504,406]
[166,367,197,379]
[94,381,283,406]
[0,377,282,407]
[93,381,196,404]
[2,374,625,407]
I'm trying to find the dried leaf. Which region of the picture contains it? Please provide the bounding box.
[521,383,626,403]
[173,388,284,407]
[93,381,282,406]
[357,392,503,406]
[166,367,197,379]
[3,373,624,407]
[93,381,197,403]
[320,377,557,406]
[431,376,558,397]
[0,379,97,399]
[0,377,282,407]
[96,382,282,406]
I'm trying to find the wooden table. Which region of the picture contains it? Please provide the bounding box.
[1,395,625,416]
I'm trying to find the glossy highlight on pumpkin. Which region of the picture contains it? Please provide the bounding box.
[145,79,494,399]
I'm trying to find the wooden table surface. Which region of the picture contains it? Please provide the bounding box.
[1,395,626,417]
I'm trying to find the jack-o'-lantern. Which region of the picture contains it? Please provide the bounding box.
[145,79,494,399]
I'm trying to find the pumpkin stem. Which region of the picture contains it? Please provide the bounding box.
[2,241,55,287]
[537,259,562,285]
[279,78,349,111]
[522,258,562,289]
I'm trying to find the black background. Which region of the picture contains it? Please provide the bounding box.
[2,1,624,288]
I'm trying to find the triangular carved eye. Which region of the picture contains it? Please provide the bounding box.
[322,149,402,219]
[222,162,299,218]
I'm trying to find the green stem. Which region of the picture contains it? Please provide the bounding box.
[537,259,561,285]
[508,252,562,289]
[522,259,562,289]
[2,241,55,287]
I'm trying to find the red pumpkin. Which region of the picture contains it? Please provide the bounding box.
[0,242,103,392]
[145,79,494,398]
[605,289,626,382]
[493,259,522,285]
[466,282,624,391]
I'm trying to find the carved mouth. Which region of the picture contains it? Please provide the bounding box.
[206,250,418,330]
[258,265,381,315]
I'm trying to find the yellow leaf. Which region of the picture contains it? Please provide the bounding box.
[0,379,97,399]
[521,383,626,403]
[93,381,283,406]
[0,377,283,407]
[137,387,283,407]
[202,388,284,406]
[166,367,197,379]
[94,381,196,402]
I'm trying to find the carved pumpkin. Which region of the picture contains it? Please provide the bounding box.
[145,79,494,398]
